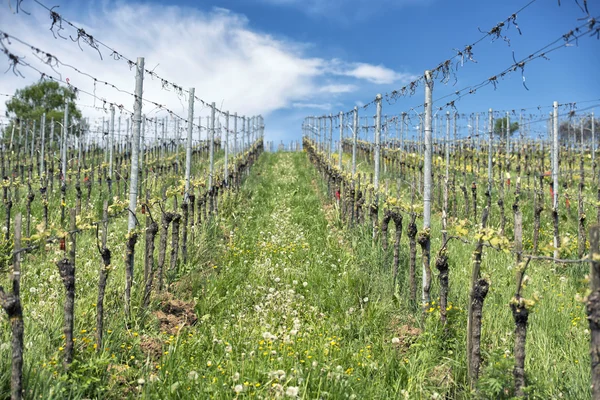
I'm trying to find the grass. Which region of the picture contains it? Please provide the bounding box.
[0,149,592,399]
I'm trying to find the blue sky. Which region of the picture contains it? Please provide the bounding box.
[1,0,598,143]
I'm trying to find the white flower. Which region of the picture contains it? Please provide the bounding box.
[137,378,146,385]
[234,384,244,393]
[391,337,400,344]
[312,361,318,368]
[274,277,281,283]
[225,345,233,353]
[293,280,298,285]
[272,383,284,395]
[269,370,286,380]
[363,297,369,303]
[286,386,299,397]
[303,282,308,287]
[232,372,240,382]
[188,371,199,380]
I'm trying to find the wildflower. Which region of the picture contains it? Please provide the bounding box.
[391,337,400,345]
[188,371,199,381]
[207,360,213,367]
[225,345,233,353]
[363,297,369,303]
[286,386,299,397]
[269,370,286,380]
[303,282,308,287]
[232,372,240,382]
[137,378,146,385]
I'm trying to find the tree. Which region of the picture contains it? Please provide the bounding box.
[493,118,519,139]
[2,81,83,144]
[558,118,600,144]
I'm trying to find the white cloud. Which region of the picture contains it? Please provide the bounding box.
[318,84,357,94]
[256,0,431,20]
[292,102,333,110]
[342,63,416,85]
[0,1,415,140]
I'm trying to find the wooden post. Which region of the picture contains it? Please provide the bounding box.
[96,201,111,352]
[0,214,24,400]
[587,225,600,399]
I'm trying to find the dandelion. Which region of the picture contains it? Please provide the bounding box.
[391,337,400,345]
[286,386,299,397]
[225,345,233,353]
[188,371,199,381]
[303,282,308,287]
[232,372,240,382]
[137,378,146,385]
[207,360,213,367]
[363,297,369,303]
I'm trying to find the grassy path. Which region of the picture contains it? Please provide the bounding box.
[143,152,412,399]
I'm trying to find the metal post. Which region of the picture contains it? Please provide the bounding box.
[62,98,69,184]
[488,109,493,194]
[31,120,36,160]
[185,88,195,202]
[40,113,46,178]
[224,111,229,184]
[339,111,343,170]
[154,117,158,148]
[445,111,450,188]
[423,70,433,305]
[424,71,433,229]
[128,57,144,232]
[593,112,596,168]
[553,102,559,210]
[209,103,215,191]
[329,114,333,160]
[102,116,107,164]
[241,116,246,154]
[401,112,406,153]
[234,112,238,159]
[352,107,358,175]
[506,111,510,157]
[374,94,382,192]
[553,101,559,258]
[109,106,115,179]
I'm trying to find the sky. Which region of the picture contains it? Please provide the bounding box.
[0,0,598,144]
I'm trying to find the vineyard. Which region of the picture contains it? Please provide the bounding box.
[1,0,600,399]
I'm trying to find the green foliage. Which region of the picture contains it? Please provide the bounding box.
[493,118,519,138]
[477,348,515,399]
[3,81,83,142]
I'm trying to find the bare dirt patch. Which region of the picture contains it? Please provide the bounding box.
[390,316,422,352]
[153,294,198,335]
[139,335,163,360]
